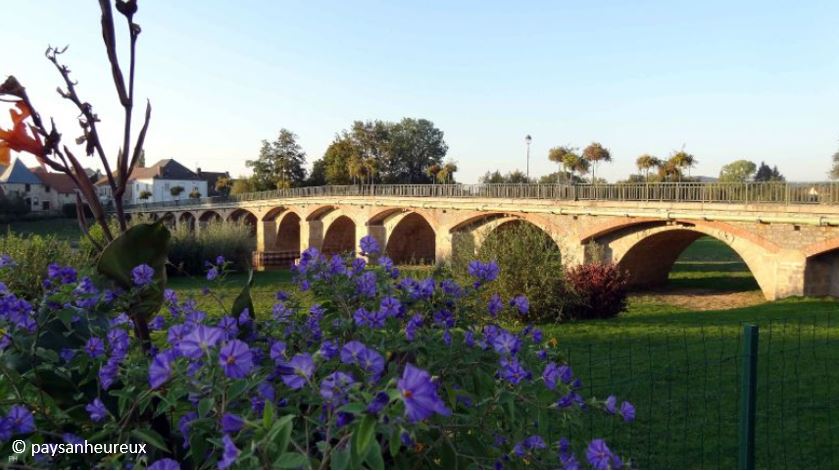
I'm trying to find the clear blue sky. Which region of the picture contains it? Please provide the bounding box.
[4,1,839,182]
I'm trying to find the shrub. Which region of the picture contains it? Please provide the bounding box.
[168,219,254,275]
[0,232,88,299]
[61,202,95,219]
[564,262,629,320]
[451,221,569,323]
[0,231,632,469]
[0,194,30,221]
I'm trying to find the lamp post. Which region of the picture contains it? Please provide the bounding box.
[525,134,532,180]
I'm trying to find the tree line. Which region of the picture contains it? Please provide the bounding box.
[224,118,455,194]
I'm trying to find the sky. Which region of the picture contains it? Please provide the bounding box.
[4,1,839,183]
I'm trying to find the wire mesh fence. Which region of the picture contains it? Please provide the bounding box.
[559,314,839,469]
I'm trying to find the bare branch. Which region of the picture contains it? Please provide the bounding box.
[98,0,128,105]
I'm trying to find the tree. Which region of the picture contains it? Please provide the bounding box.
[582,142,611,183]
[562,153,590,182]
[138,190,152,200]
[215,175,232,196]
[480,170,505,183]
[347,154,364,185]
[189,189,201,199]
[169,185,184,197]
[831,150,839,180]
[635,154,661,181]
[718,160,757,182]
[306,159,326,186]
[548,146,575,180]
[436,161,458,183]
[668,150,697,180]
[754,161,785,182]
[230,177,255,195]
[479,170,531,184]
[321,134,356,184]
[246,129,307,190]
[657,159,681,182]
[386,118,448,183]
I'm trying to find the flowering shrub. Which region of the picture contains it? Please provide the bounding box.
[0,225,633,469]
[564,263,629,320]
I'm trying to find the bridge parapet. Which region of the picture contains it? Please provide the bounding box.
[123,182,839,212]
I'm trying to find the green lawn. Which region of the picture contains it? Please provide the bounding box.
[166,236,837,469]
[2,218,82,243]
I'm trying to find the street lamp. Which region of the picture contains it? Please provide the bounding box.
[525,134,532,179]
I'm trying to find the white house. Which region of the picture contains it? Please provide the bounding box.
[97,159,209,205]
[0,158,52,212]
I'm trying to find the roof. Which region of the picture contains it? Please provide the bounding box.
[31,167,77,194]
[0,159,42,185]
[197,169,230,196]
[94,158,202,185]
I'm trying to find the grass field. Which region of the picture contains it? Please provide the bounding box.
[2,218,82,242]
[166,236,838,469]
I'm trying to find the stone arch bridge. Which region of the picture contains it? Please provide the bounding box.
[125,183,839,300]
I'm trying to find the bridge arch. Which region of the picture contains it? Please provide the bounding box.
[381,211,436,264]
[275,211,302,252]
[178,212,196,232]
[199,210,222,223]
[803,238,839,297]
[592,220,778,299]
[322,215,357,256]
[228,208,257,236]
[161,212,176,228]
[449,212,563,259]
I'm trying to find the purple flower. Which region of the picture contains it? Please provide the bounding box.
[513,435,546,457]
[359,235,381,255]
[270,340,287,363]
[340,341,367,365]
[355,271,378,298]
[219,340,254,379]
[405,314,423,341]
[6,405,34,434]
[605,395,617,414]
[218,434,239,469]
[358,347,385,379]
[319,371,356,407]
[221,413,245,434]
[178,412,197,448]
[336,412,354,428]
[509,295,529,314]
[60,348,75,363]
[149,315,166,331]
[179,325,223,359]
[99,358,119,390]
[149,351,174,389]
[398,363,451,423]
[543,362,561,390]
[85,398,108,422]
[620,401,635,422]
[148,458,181,470]
[207,266,219,281]
[379,296,402,318]
[366,391,390,415]
[488,294,504,317]
[354,307,386,329]
[319,340,339,360]
[0,254,14,268]
[272,302,293,322]
[491,330,520,356]
[586,439,613,470]
[131,264,155,287]
[499,357,529,385]
[280,353,314,389]
[467,260,500,286]
[84,337,105,359]
[217,316,239,339]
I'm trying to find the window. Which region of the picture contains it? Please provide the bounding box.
[42,201,50,211]
[25,184,30,192]
[45,186,51,193]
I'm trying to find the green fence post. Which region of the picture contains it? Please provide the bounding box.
[738,324,759,469]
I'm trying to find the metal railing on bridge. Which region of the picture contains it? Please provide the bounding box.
[123,182,839,211]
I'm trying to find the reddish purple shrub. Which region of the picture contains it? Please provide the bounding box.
[565,263,629,320]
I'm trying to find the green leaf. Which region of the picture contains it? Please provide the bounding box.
[228,379,250,402]
[262,401,274,430]
[266,414,295,454]
[198,397,213,418]
[131,428,169,452]
[97,221,170,320]
[273,452,310,469]
[439,439,457,469]
[364,440,385,470]
[388,428,401,458]
[351,415,376,468]
[331,446,351,470]
[232,270,255,325]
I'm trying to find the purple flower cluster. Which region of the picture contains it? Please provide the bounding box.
[0,405,35,441]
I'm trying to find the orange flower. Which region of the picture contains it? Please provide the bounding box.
[0,101,44,166]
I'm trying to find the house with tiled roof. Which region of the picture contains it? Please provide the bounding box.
[31,167,77,210]
[95,158,209,205]
[0,158,53,212]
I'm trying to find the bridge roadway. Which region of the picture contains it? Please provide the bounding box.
[124,184,839,300]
